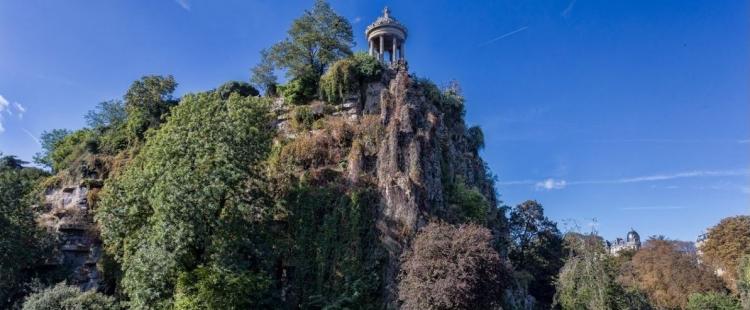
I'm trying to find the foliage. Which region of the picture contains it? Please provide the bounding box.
[250,48,278,96]
[700,216,750,291]
[0,157,51,308]
[123,75,178,142]
[508,200,565,308]
[173,266,271,310]
[554,232,652,310]
[619,238,726,309]
[33,129,71,170]
[739,255,750,309]
[398,222,507,310]
[40,129,95,172]
[281,183,384,309]
[216,80,259,99]
[266,0,353,80]
[415,78,465,121]
[278,69,321,104]
[21,282,120,310]
[290,105,316,131]
[96,90,273,308]
[85,100,127,129]
[466,126,484,152]
[686,292,741,310]
[319,53,383,104]
[444,179,490,224]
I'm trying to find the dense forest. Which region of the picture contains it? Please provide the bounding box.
[1,1,749,309]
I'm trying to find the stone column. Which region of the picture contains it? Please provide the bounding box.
[379,35,384,61]
[392,37,397,62]
[401,41,405,61]
[368,38,374,56]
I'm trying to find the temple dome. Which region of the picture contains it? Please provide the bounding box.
[365,7,407,40]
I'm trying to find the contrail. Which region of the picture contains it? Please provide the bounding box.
[620,206,687,211]
[21,128,41,146]
[478,26,528,47]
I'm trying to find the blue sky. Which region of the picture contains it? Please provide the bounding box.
[1,1,747,241]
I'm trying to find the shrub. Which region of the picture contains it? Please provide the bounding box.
[22,282,120,310]
[466,126,484,152]
[319,53,382,104]
[687,292,741,310]
[279,69,319,104]
[174,266,271,309]
[445,180,490,224]
[291,105,316,131]
[216,81,259,99]
[398,222,507,309]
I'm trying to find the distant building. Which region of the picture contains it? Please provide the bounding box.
[607,229,641,255]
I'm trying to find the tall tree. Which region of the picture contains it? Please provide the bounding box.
[262,0,353,103]
[619,238,726,309]
[96,89,273,308]
[699,216,750,292]
[0,154,50,308]
[268,0,353,78]
[32,128,71,170]
[508,200,565,307]
[250,49,278,96]
[85,100,127,129]
[123,75,178,142]
[554,232,651,310]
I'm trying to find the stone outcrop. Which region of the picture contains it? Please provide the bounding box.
[37,181,103,291]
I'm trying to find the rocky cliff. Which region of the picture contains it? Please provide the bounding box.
[274,61,501,306]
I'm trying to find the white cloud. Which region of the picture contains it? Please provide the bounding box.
[574,169,750,185]
[739,139,750,144]
[535,178,567,190]
[500,168,750,191]
[0,94,26,133]
[175,0,190,11]
[620,206,687,211]
[353,16,362,24]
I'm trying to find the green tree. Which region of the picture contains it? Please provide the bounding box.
[33,129,71,169]
[123,75,178,142]
[96,90,273,309]
[22,282,120,310]
[250,49,278,96]
[0,154,50,308]
[508,200,565,308]
[686,292,741,310]
[266,0,354,103]
[554,233,651,310]
[85,100,127,129]
[216,81,259,99]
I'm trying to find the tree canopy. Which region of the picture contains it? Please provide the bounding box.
[96,90,273,308]
[700,216,750,291]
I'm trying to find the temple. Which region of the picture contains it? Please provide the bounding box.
[366,7,407,64]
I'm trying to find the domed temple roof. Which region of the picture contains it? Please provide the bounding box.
[627,229,640,243]
[365,7,408,39]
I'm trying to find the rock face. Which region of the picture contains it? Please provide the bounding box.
[38,182,103,291]
[270,62,499,307]
[366,63,498,306]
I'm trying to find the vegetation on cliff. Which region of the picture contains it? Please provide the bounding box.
[0,1,747,310]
